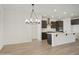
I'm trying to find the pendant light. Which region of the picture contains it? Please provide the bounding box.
[25,4,40,24]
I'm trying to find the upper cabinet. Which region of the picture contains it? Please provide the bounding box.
[71,19,79,25]
[51,21,63,32]
[56,21,63,27]
[56,21,63,32]
[41,19,63,32]
[51,21,57,28]
[42,20,47,28]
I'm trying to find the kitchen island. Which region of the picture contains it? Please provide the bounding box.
[47,32,76,46]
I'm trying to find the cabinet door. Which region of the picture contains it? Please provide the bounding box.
[42,20,47,28]
[56,21,63,32]
[57,21,63,27]
[47,34,52,45]
[42,32,47,40]
[51,22,56,28]
[71,19,79,25]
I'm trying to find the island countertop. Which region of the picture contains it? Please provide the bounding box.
[47,31,64,35]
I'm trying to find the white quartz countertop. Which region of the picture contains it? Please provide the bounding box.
[47,32,64,34]
[47,32,71,36]
[47,32,75,36]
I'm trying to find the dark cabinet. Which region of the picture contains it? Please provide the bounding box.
[71,19,79,25]
[42,32,47,40]
[56,21,63,32]
[47,34,52,45]
[56,21,63,27]
[42,20,47,28]
[51,22,57,28]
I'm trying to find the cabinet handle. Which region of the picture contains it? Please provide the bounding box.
[65,33,67,36]
[73,33,75,35]
[56,34,58,37]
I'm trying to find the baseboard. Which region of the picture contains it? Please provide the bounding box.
[4,40,32,46]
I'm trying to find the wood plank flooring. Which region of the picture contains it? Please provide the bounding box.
[0,39,79,55]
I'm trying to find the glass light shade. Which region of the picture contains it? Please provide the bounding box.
[36,19,40,22]
[25,19,30,23]
[30,19,34,24]
[25,18,40,24]
[30,19,33,22]
[35,19,38,22]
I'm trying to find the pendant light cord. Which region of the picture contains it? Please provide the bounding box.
[29,4,38,20]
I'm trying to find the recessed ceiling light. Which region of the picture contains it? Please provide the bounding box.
[54,9,57,12]
[52,16,54,18]
[64,11,67,14]
[58,16,60,19]
[71,13,74,16]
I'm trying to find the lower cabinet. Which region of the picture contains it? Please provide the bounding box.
[42,32,47,40]
[47,34,52,45]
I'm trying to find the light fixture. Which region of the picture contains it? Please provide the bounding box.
[54,9,57,12]
[25,4,40,24]
[64,11,67,14]
[58,16,60,19]
[52,16,54,18]
[71,13,74,16]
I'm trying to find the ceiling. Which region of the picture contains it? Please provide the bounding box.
[3,4,79,19]
[35,4,79,19]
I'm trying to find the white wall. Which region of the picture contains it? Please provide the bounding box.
[0,5,4,49]
[31,23,41,41]
[32,24,38,40]
[3,5,33,45]
[3,5,41,45]
[37,22,42,41]
[63,18,71,33]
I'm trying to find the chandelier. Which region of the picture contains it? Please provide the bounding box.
[25,4,40,24]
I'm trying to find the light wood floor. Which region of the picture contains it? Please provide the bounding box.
[0,39,79,55]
